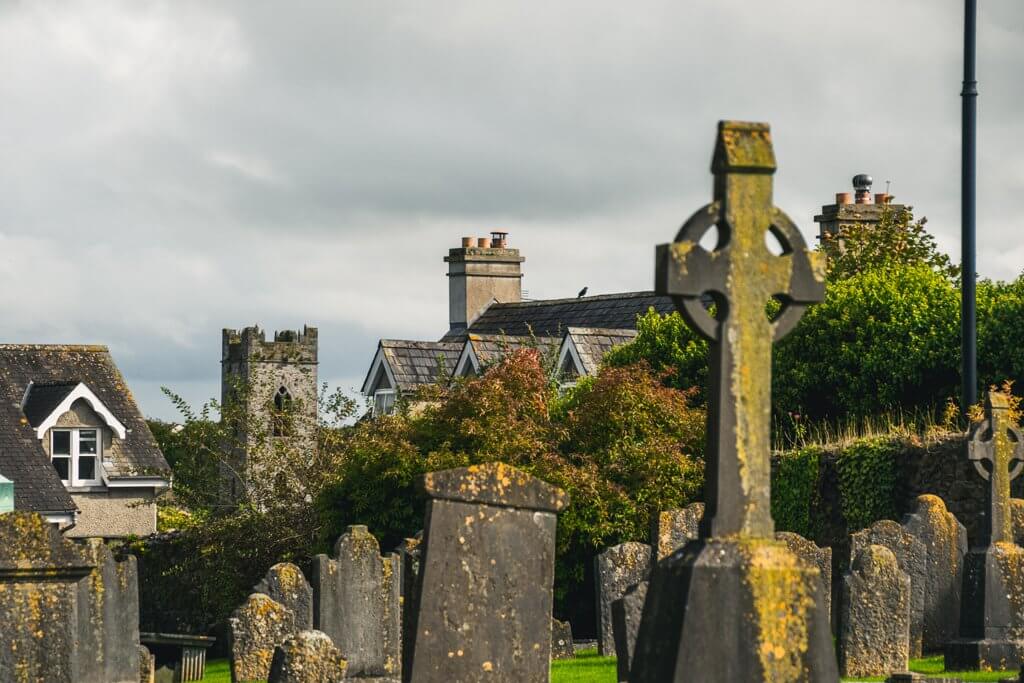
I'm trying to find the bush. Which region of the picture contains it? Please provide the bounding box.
[773,263,960,420]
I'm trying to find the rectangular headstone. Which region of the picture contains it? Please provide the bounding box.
[612,580,647,683]
[312,525,401,680]
[0,511,95,682]
[651,503,703,562]
[407,462,568,683]
[76,539,141,683]
[595,542,651,656]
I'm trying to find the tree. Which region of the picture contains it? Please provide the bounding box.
[820,205,958,281]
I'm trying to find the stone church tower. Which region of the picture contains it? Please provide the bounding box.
[221,325,318,496]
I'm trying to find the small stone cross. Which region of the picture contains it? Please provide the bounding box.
[968,390,1024,545]
[655,121,825,539]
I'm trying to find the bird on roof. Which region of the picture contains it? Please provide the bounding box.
[577,286,588,298]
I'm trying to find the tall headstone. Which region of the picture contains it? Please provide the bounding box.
[0,511,94,683]
[229,592,297,683]
[406,462,568,683]
[612,580,648,683]
[256,562,314,631]
[840,545,910,678]
[76,539,141,683]
[850,520,927,657]
[650,502,704,562]
[311,525,401,681]
[775,532,832,626]
[268,630,347,683]
[945,391,1024,669]
[595,542,651,655]
[902,494,967,652]
[394,534,422,678]
[631,121,836,682]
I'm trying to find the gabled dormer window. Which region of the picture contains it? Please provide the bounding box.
[51,428,102,486]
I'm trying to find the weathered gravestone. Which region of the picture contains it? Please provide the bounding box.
[650,502,704,562]
[406,462,568,683]
[612,580,648,683]
[230,592,297,683]
[902,494,967,653]
[256,562,314,631]
[311,524,401,680]
[268,630,347,683]
[850,520,927,657]
[630,121,836,682]
[76,539,141,683]
[394,534,422,677]
[0,511,94,683]
[945,391,1024,669]
[551,618,575,660]
[840,545,910,678]
[595,542,651,655]
[775,531,832,627]
[139,645,155,683]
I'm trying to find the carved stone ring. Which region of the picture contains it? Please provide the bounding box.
[968,418,1024,481]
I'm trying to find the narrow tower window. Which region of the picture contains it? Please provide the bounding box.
[272,386,293,437]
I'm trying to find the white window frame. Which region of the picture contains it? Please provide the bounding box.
[373,389,397,417]
[50,428,104,487]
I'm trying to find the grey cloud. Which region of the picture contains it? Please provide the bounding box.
[0,0,1021,419]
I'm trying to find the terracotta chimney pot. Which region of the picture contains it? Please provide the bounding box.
[477,237,492,248]
[836,192,853,205]
[462,236,474,248]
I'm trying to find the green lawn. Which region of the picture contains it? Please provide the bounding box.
[202,652,1016,682]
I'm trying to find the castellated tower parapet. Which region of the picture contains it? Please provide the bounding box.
[220,324,319,501]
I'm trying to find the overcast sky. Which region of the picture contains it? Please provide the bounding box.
[1,1,1022,420]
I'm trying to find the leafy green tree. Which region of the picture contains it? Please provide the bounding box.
[773,263,960,420]
[820,205,958,281]
[604,308,708,395]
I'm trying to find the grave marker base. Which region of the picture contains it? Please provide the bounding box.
[945,544,1024,671]
[631,538,837,682]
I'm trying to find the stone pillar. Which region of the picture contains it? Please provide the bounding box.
[594,542,651,655]
[406,462,568,682]
[311,525,401,680]
[0,511,95,683]
[840,545,910,678]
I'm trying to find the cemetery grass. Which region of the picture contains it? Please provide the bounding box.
[203,653,1012,682]
[201,650,618,682]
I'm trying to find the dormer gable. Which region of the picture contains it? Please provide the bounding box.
[22,382,127,440]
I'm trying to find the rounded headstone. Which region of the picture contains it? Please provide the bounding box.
[902,494,967,652]
[229,593,297,683]
[841,545,911,678]
[255,562,314,630]
[268,630,347,683]
[551,618,574,660]
[851,519,927,657]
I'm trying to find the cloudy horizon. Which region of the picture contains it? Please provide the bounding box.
[1,1,1021,420]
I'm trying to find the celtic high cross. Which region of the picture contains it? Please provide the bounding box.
[968,390,1024,545]
[655,121,825,539]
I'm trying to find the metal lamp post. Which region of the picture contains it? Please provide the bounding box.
[962,0,978,409]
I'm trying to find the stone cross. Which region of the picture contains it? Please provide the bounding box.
[655,120,825,538]
[968,390,1024,545]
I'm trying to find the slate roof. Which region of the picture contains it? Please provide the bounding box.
[378,340,462,392]
[564,327,638,375]
[465,333,560,368]
[444,291,675,339]
[21,382,78,428]
[0,345,170,514]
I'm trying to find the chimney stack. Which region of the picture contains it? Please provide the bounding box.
[814,174,906,243]
[445,232,524,333]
